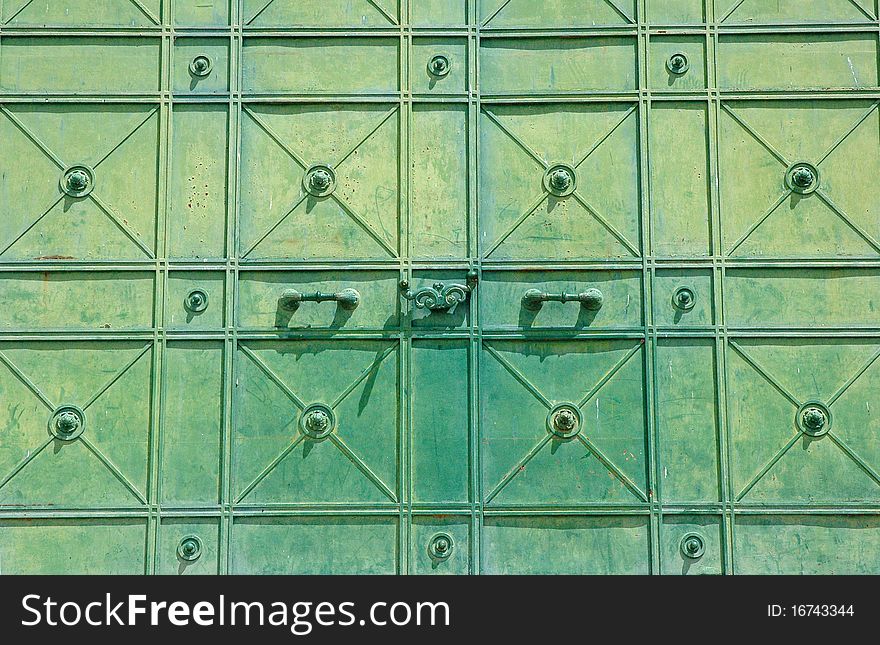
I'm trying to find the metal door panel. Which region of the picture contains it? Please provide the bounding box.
[481,516,650,575]
[717,34,878,90]
[166,273,226,329]
[237,270,399,329]
[410,106,469,259]
[479,0,636,28]
[411,39,468,95]
[479,38,637,95]
[649,104,711,256]
[410,517,470,574]
[720,101,880,258]
[0,519,148,574]
[158,519,221,575]
[233,340,398,505]
[230,517,399,574]
[0,104,159,260]
[161,342,224,506]
[175,0,230,26]
[411,341,470,504]
[660,516,723,575]
[242,0,399,28]
[1,0,162,26]
[481,340,647,505]
[648,36,706,90]
[173,39,230,95]
[727,338,880,503]
[168,105,229,259]
[242,39,399,95]
[655,340,721,502]
[647,0,705,23]
[734,516,880,575]
[0,272,155,329]
[0,38,161,94]
[412,0,467,26]
[719,0,876,24]
[239,104,399,260]
[652,270,714,326]
[481,270,643,329]
[725,269,880,327]
[0,341,152,507]
[479,104,640,260]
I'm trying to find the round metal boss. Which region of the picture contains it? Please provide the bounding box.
[428,54,451,78]
[547,403,582,439]
[184,288,209,313]
[49,405,85,441]
[300,403,336,440]
[177,535,203,561]
[796,401,831,437]
[543,163,577,197]
[666,52,690,75]
[189,55,213,78]
[428,533,454,560]
[680,533,705,559]
[61,165,95,198]
[303,164,336,197]
[785,162,819,194]
[673,286,696,311]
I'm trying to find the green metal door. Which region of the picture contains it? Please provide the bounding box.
[1,0,879,575]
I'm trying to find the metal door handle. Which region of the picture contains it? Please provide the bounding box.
[521,288,603,311]
[399,270,478,312]
[279,288,360,311]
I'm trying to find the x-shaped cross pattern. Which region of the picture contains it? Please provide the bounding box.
[483,342,646,504]
[0,345,151,505]
[2,0,161,25]
[722,101,880,256]
[482,106,640,259]
[718,0,876,23]
[235,344,397,503]
[245,0,398,25]
[730,341,880,501]
[0,106,158,258]
[241,106,399,259]
[481,0,634,26]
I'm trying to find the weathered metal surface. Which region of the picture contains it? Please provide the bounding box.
[0,0,879,575]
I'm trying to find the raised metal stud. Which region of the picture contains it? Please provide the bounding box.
[796,401,831,437]
[49,405,86,441]
[184,289,209,313]
[189,55,213,78]
[543,163,577,197]
[428,54,451,78]
[300,403,336,440]
[61,166,95,198]
[303,164,336,197]
[680,533,705,559]
[177,535,203,562]
[785,162,819,194]
[667,52,690,75]
[547,403,581,439]
[428,533,454,560]
[672,287,696,311]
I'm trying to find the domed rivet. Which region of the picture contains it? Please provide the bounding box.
[547,403,581,439]
[49,405,86,441]
[543,163,577,197]
[428,54,451,78]
[785,162,819,194]
[796,401,831,437]
[177,535,203,562]
[300,403,336,440]
[61,166,95,198]
[303,164,336,197]
[672,287,696,311]
[680,533,705,559]
[189,55,213,78]
[428,533,454,560]
[667,52,690,75]
[184,289,209,314]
